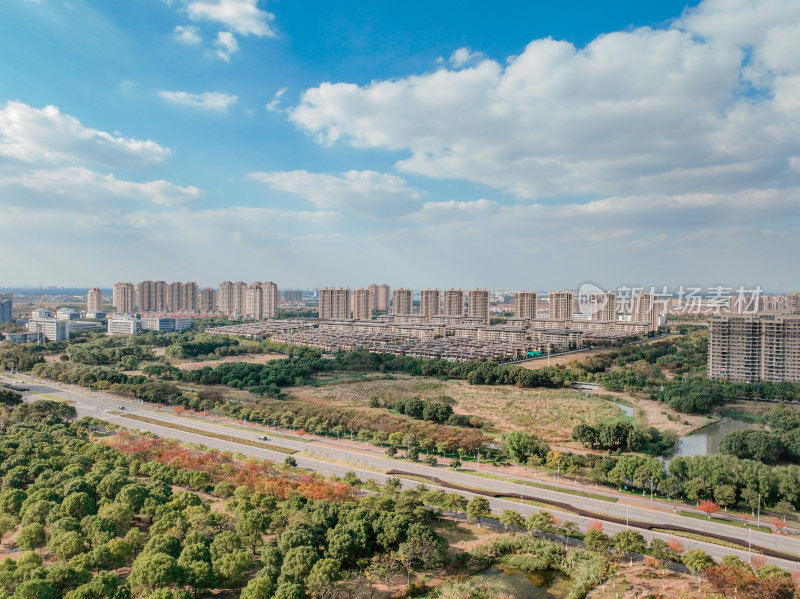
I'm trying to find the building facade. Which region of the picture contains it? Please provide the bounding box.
[352,288,373,320]
[319,287,351,320]
[588,291,617,321]
[27,318,70,341]
[632,290,663,331]
[107,317,142,336]
[112,282,135,314]
[392,288,413,315]
[549,290,574,320]
[369,283,391,311]
[420,289,441,317]
[468,289,490,325]
[443,289,464,317]
[0,293,12,323]
[199,287,217,313]
[709,313,800,383]
[514,291,537,320]
[87,288,103,312]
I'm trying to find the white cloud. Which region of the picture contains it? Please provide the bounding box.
[449,47,482,68]
[289,0,800,199]
[158,90,238,111]
[187,0,275,37]
[0,101,171,169]
[249,169,423,218]
[213,31,239,61]
[0,166,202,207]
[173,25,201,44]
[266,87,287,112]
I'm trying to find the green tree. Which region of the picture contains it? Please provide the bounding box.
[611,530,646,554]
[278,545,318,585]
[465,497,490,526]
[501,431,549,463]
[17,522,46,550]
[128,552,182,596]
[236,510,270,554]
[214,549,253,587]
[525,511,556,534]
[683,549,715,574]
[0,513,18,544]
[306,558,341,599]
[499,510,525,532]
[583,529,611,553]
[49,531,87,560]
[443,494,467,518]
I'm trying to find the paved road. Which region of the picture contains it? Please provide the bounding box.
[5,372,800,569]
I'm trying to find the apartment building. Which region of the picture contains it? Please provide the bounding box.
[443,289,464,317]
[369,283,391,311]
[588,291,617,321]
[199,287,217,313]
[632,290,663,331]
[141,317,191,332]
[353,288,373,320]
[393,288,413,315]
[0,293,11,323]
[245,282,264,319]
[420,288,441,317]
[514,291,537,320]
[112,282,135,314]
[787,291,800,314]
[319,287,351,320]
[549,290,574,320]
[87,288,103,312]
[708,313,800,383]
[219,281,247,314]
[468,289,490,325]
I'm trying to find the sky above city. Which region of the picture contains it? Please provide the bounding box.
[2,0,799,291]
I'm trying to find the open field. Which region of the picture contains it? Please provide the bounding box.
[289,375,624,442]
[169,352,286,370]
[516,347,614,368]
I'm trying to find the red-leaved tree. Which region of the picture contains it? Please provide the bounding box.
[699,499,721,519]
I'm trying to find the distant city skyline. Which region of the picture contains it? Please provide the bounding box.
[2,0,800,287]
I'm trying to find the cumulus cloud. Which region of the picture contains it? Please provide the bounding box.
[0,166,202,207]
[158,90,238,111]
[449,47,482,68]
[187,0,275,37]
[289,0,800,199]
[214,31,239,61]
[248,169,423,218]
[173,24,201,44]
[0,101,171,169]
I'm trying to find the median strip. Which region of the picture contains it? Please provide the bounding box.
[118,414,296,454]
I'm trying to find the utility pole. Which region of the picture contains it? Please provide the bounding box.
[650,477,654,508]
[626,505,630,529]
[556,461,561,490]
[757,493,761,526]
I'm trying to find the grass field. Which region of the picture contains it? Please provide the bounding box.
[290,375,624,442]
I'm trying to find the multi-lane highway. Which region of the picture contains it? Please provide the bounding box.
[5,371,800,569]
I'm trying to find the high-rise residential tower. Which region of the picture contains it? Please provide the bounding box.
[549,290,574,320]
[588,291,617,321]
[0,293,12,323]
[261,281,279,319]
[319,287,351,320]
[199,287,217,313]
[369,283,391,311]
[353,288,373,320]
[87,288,103,312]
[443,289,464,317]
[419,289,441,317]
[112,282,135,314]
[513,291,537,320]
[393,288,413,315]
[245,282,264,319]
[632,290,662,331]
[468,289,490,324]
[709,313,800,383]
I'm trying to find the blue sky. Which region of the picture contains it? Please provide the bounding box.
[2,0,799,291]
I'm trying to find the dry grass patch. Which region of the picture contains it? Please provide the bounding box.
[170,352,287,370]
[292,375,623,442]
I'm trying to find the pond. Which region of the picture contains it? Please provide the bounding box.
[670,415,754,458]
[477,564,571,599]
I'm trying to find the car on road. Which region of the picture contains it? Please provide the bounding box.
[258,435,269,441]
[119,406,125,410]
